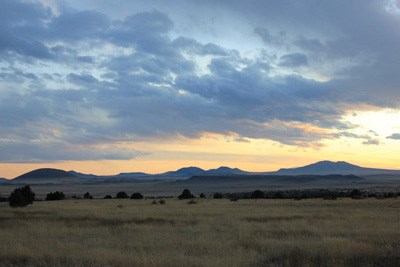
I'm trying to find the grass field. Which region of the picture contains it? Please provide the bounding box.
[0,198,399,266]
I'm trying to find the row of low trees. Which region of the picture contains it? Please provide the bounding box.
[3,187,399,208]
[177,188,400,200]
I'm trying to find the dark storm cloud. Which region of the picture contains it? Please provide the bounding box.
[0,0,398,161]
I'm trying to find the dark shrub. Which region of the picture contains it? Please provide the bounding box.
[0,195,7,202]
[104,195,112,199]
[45,191,65,201]
[199,193,206,198]
[178,189,195,199]
[21,186,35,204]
[151,200,158,205]
[273,191,285,199]
[251,190,264,199]
[9,186,35,207]
[188,199,197,204]
[130,192,144,199]
[158,199,166,205]
[9,190,27,207]
[230,198,239,202]
[116,191,129,199]
[384,192,395,198]
[350,189,363,199]
[323,195,337,200]
[83,192,93,199]
[213,193,224,199]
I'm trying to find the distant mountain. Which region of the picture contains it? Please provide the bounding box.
[0,177,9,183]
[68,170,151,179]
[115,172,151,178]
[275,161,400,176]
[36,161,399,183]
[66,166,247,180]
[68,170,99,179]
[204,166,248,175]
[162,167,206,177]
[186,174,364,184]
[14,168,78,181]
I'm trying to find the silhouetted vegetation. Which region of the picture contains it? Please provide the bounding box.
[151,200,158,205]
[9,186,35,207]
[0,194,7,202]
[199,193,206,198]
[273,191,285,199]
[224,188,397,200]
[178,189,195,199]
[104,195,112,199]
[250,190,264,199]
[45,191,65,201]
[83,192,93,199]
[130,192,144,199]
[158,199,166,205]
[116,191,129,199]
[350,189,363,199]
[213,193,224,199]
[188,199,197,204]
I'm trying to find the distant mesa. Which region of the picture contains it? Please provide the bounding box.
[161,166,247,177]
[14,168,77,181]
[187,174,364,184]
[204,166,248,175]
[115,172,151,178]
[10,160,400,183]
[275,160,400,176]
[162,167,206,177]
[68,170,99,179]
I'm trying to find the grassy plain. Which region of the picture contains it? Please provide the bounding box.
[0,198,399,266]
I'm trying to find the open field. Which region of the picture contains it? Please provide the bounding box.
[0,198,399,266]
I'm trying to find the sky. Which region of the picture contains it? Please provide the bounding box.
[1,0,400,178]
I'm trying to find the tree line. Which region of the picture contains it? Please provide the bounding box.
[1,186,398,208]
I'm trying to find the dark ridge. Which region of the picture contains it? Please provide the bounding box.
[162,167,206,177]
[186,174,364,183]
[0,178,10,183]
[204,166,248,175]
[275,160,400,175]
[14,168,77,180]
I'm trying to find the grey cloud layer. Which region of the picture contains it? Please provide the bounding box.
[0,0,398,162]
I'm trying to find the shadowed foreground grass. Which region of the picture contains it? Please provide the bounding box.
[0,198,399,266]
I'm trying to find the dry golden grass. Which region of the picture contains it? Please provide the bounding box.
[0,198,399,266]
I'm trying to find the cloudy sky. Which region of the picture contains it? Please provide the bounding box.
[1,0,400,178]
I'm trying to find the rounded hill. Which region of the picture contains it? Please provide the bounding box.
[14,168,77,181]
